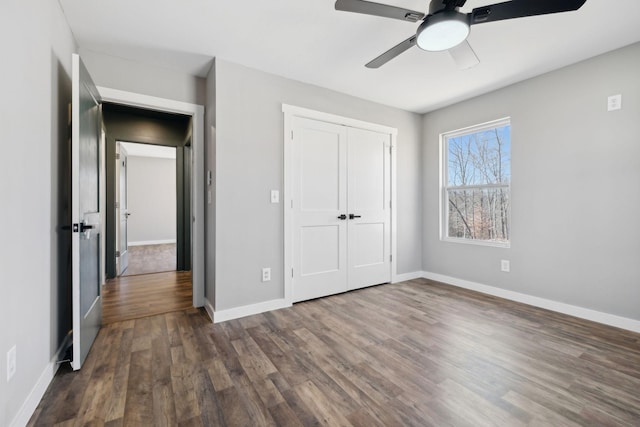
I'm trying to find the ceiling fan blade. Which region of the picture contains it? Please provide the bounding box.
[335,0,425,22]
[448,40,479,69]
[470,0,586,25]
[366,36,417,68]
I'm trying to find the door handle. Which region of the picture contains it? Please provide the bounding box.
[349,214,362,219]
[337,214,347,220]
[67,222,95,232]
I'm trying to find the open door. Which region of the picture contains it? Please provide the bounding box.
[116,143,129,275]
[71,53,102,370]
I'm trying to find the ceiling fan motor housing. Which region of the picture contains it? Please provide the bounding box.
[429,0,467,14]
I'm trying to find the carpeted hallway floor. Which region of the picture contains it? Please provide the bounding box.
[122,243,176,276]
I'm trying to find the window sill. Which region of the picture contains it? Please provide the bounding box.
[441,237,510,249]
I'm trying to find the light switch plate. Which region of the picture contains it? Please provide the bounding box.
[270,190,279,204]
[501,260,510,273]
[607,94,622,111]
[7,345,16,382]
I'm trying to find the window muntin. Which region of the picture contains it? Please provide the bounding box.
[442,118,511,247]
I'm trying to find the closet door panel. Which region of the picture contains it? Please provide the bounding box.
[292,117,348,302]
[347,127,391,290]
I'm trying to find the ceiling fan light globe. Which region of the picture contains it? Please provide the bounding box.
[416,11,470,52]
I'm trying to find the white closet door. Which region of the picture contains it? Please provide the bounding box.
[347,127,391,290]
[292,117,348,302]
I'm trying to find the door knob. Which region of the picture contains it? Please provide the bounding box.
[349,214,362,219]
[337,214,347,220]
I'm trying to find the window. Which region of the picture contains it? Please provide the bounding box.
[441,118,511,247]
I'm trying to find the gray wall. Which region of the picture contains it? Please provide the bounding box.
[212,59,423,311]
[80,49,207,105]
[0,1,77,424]
[422,42,640,321]
[127,156,177,244]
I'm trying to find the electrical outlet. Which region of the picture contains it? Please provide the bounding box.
[7,345,16,382]
[501,260,510,273]
[262,268,271,282]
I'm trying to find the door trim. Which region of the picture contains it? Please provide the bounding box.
[282,104,398,306]
[97,87,205,308]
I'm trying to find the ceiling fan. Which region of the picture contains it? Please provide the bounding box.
[335,0,587,69]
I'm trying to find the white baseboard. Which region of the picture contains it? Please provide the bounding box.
[203,298,215,323]
[10,334,72,427]
[422,271,640,334]
[393,271,426,283]
[201,270,640,333]
[213,298,291,323]
[127,239,176,247]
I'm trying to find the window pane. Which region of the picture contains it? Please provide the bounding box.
[447,124,510,186]
[447,188,510,243]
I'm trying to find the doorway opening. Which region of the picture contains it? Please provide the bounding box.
[116,142,178,276]
[102,103,194,323]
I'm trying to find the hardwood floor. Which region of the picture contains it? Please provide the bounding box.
[102,271,193,324]
[30,278,640,426]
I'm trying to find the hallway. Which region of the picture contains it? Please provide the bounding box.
[102,271,192,324]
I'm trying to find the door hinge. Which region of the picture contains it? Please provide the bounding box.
[115,201,119,209]
[291,268,294,278]
[290,199,293,209]
[389,146,392,154]
[115,153,120,160]
[291,130,293,140]
[390,254,393,262]
[115,251,121,257]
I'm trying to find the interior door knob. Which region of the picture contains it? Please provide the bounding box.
[349,214,362,219]
[337,214,347,220]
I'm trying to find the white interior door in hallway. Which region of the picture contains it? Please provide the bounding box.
[116,142,129,275]
[292,116,391,302]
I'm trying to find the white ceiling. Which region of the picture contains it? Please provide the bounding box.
[59,0,640,113]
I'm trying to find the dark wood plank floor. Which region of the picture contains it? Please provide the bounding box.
[102,271,192,324]
[30,279,640,426]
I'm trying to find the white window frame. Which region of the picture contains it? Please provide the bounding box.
[440,117,511,248]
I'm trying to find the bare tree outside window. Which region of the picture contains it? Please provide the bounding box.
[443,119,511,245]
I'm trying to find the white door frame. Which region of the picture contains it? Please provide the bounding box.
[283,104,398,305]
[98,87,205,308]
